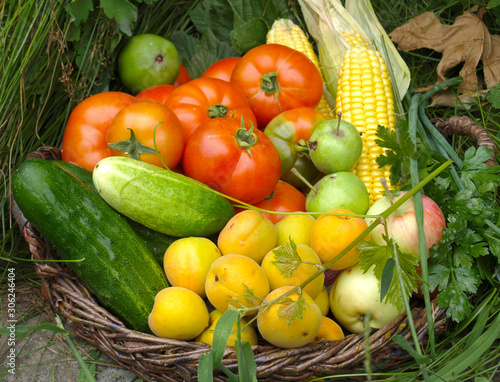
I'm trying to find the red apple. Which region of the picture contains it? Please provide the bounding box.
[364,191,446,259]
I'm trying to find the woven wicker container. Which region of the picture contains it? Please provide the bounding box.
[11,116,497,381]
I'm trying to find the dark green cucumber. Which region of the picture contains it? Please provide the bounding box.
[11,158,169,333]
[92,156,235,237]
[54,160,177,264]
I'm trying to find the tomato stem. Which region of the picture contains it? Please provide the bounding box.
[208,103,229,118]
[261,72,280,97]
[235,117,258,156]
[295,139,310,157]
[108,128,157,160]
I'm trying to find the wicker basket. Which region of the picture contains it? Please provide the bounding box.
[10,116,497,381]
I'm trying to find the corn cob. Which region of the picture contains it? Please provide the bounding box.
[266,18,335,119]
[335,46,396,205]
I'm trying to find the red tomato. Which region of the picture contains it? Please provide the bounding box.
[61,91,137,171]
[173,64,191,87]
[235,181,306,224]
[201,57,241,82]
[165,77,257,139]
[136,84,176,104]
[106,100,185,169]
[182,117,281,204]
[230,44,323,127]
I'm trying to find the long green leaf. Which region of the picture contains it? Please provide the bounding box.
[237,341,258,382]
[198,352,214,382]
[211,310,239,367]
[430,312,500,381]
[0,323,68,339]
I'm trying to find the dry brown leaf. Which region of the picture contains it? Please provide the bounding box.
[389,10,500,97]
[429,90,488,109]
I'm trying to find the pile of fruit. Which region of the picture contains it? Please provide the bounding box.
[11,17,450,350]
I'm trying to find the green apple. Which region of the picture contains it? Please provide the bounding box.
[118,34,180,93]
[309,118,363,174]
[306,172,370,215]
[329,264,403,334]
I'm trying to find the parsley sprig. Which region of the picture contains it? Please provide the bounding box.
[375,77,500,322]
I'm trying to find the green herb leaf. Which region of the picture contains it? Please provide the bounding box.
[437,278,474,322]
[486,81,500,107]
[358,239,419,312]
[462,146,491,171]
[241,284,262,307]
[230,17,268,54]
[190,0,234,42]
[100,0,137,25]
[428,263,451,292]
[271,239,301,278]
[66,0,94,25]
[375,121,417,185]
[277,295,309,326]
[170,30,239,78]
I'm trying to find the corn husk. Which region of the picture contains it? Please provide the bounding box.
[345,0,411,104]
[298,0,410,115]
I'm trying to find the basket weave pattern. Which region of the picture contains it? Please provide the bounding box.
[12,115,496,381]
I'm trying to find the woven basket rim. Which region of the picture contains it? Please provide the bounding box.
[11,114,496,381]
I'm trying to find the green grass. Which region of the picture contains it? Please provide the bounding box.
[1,0,500,381]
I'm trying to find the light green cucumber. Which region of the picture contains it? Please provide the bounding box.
[93,156,235,237]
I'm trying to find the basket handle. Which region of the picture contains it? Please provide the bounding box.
[430,116,497,167]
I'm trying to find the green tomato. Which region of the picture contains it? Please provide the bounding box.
[264,106,327,176]
[281,155,322,190]
[118,34,180,93]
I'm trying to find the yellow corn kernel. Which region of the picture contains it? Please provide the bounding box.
[335,46,396,205]
[266,18,334,118]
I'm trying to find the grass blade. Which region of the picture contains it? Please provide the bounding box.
[430,312,500,381]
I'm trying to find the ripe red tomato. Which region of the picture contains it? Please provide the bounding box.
[173,64,191,87]
[201,57,240,82]
[106,100,185,169]
[235,181,306,224]
[230,44,323,127]
[165,77,257,139]
[182,117,281,204]
[61,91,137,171]
[136,84,176,104]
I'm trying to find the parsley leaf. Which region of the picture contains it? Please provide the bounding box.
[431,266,480,323]
[486,81,500,109]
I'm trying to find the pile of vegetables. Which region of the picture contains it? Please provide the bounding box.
[3,0,500,381]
